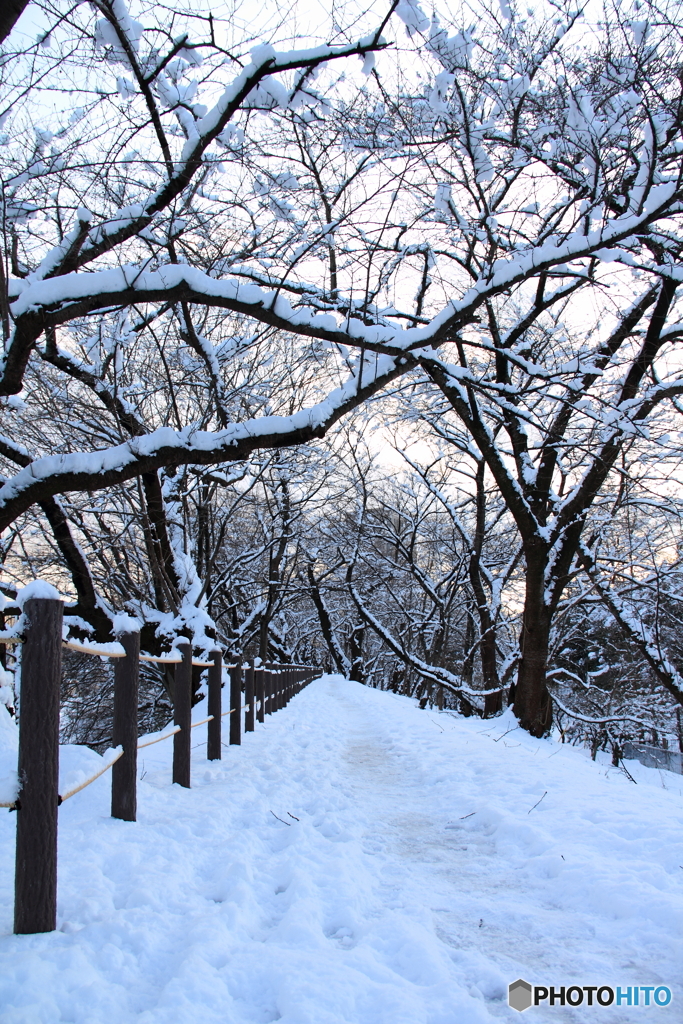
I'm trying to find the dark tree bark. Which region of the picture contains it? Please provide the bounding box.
[111,630,140,821]
[255,665,265,724]
[470,461,503,717]
[244,661,255,732]
[207,650,222,760]
[420,277,679,735]
[229,663,242,743]
[172,641,192,788]
[306,562,349,675]
[40,497,114,642]
[348,623,365,682]
[0,0,30,44]
[512,550,553,736]
[0,436,114,642]
[14,597,62,934]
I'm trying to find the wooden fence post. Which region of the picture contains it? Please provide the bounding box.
[244,661,255,733]
[207,649,222,761]
[270,663,278,712]
[111,629,140,821]
[173,639,192,788]
[272,666,279,711]
[14,596,63,934]
[264,664,272,716]
[255,663,265,724]
[229,663,242,745]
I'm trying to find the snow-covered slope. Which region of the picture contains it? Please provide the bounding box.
[0,676,680,1023]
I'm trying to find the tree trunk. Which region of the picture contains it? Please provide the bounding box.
[348,623,365,682]
[513,550,553,737]
[471,459,503,717]
[307,564,349,675]
[481,626,503,716]
[0,0,30,45]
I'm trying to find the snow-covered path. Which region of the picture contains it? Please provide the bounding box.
[0,676,681,1023]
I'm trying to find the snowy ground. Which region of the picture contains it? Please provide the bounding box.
[0,675,681,1023]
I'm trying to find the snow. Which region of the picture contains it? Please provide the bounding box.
[5,160,680,371]
[0,706,18,805]
[59,745,123,799]
[15,579,63,604]
[0,678,680,1022]
[112,613,142,636]
[395,0,430,38]
[0,353,399,519]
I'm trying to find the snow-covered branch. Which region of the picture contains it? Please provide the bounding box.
[0,354,406,531]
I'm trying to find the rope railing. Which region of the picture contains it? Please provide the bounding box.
[220,703,257,716]
[0,689,284,811]
[136,714,214,749]
[139,652,181,664]
[2,709,222,809]
[60,748,124,803]
[188,715,214,729]
[0,747,126,810]
[137,726,181,750]
[6,593,320,935]
[63,639,126,657]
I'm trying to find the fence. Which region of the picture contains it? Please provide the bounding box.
[5,596,318,935]
[622,742,683,776]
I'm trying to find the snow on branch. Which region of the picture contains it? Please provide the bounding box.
[578,542,683,706]
[33,28,392,284]
[348,583,503,698]
[0,354,407,531]
[5,178,682,396]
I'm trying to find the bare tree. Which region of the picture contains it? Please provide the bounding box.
[3,0,683,741]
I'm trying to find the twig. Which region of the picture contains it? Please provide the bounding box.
[270,810,291,826]
[527,791,547,814]
[287,811,300,821]
[619,760,638,784]
[459,811,476,819]
[494,726,519,742]
[427,715,444,733]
